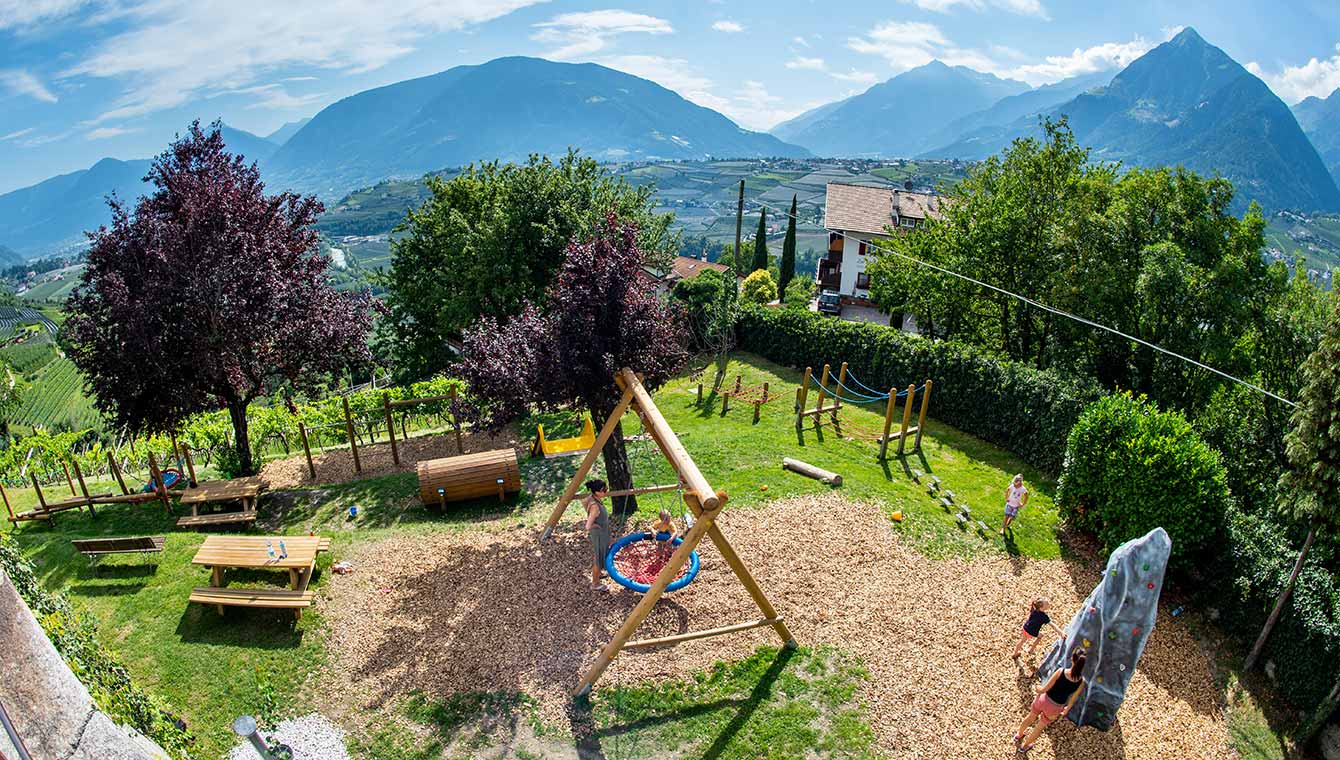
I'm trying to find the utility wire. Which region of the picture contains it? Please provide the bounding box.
[743,199,1299,409]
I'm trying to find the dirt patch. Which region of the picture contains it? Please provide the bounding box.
[320,495,1231,759]
[260,430,523,490]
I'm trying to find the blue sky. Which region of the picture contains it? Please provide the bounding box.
[2,0,1339,193]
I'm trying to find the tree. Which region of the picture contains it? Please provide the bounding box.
[457,214,687,516]
[65,121,373,475]
[750,209,768,273]
[778,194,798,297]
[782,277,815,311]
[1245,298,1340,721]
[741,270,777,305]
[385,151,675,380]
[671,269,738,353]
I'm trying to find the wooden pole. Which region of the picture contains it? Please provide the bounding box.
[30,475,47,511]
[914,379,932,452]
[626,618,783,649]
[451,386,463,454]
[734,179,745,271]
[147,451,171,513]
[71,460,96,518]
[170,432,180,466]
[835,362,848,411]
[696,381,703,405]
[62,462,76,495]
[107,452,128,495]
[619,369,718,511]
[879,387,898,459]
[182,446,198,487]
[603,483,681,498]
[541,385,637,539]
[896,384,916,456]
[796,366,812,428]
[813,364,831,424]
[383,392,399,466]
[298,423,316,480]
[342,397,361,474]
[705,521,796,646]
[0,482,12,522]
[753,382,768,424]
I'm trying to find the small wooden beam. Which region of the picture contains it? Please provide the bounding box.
[896,383,916,456]
[107,452,128,495]
[31,475,47,511]
[342,397,361,474]
[879,386,897,459]
[696,381,703,405]
[798,403,841,417]
[383,392,399,466]
[542,384,636,538]
[147,451,171,514]
[62,462,76,496]
[71,460,96,518]
[626,618,784,650]
[782,457,842,486]
[813,363,831,420]
[183,446,198,487]
[914,379,933,452]
[298,422,316,480]
[1,482,14,522]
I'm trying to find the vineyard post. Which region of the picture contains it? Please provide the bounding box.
[383,392,399,466]
[451,386,463,454]
[298,422,316,480]
[342,397,362,474]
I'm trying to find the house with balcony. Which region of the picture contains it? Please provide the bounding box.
[818,182,943,302]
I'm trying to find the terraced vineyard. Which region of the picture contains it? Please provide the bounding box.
[0,333,58,374]
[11,357,102,432]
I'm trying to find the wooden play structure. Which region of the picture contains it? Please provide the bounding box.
[542,368,796,698]
[533,418,596,458]
[417,448,521,507]
[710,376,781,423]
[795,362,933,458]
[295,387,466,480]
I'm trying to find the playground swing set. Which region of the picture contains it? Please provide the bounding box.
[541,368,796,698]
[795,362,933,459]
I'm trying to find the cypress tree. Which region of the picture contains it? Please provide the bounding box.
[751,209,768,273]
[779,194,798,296]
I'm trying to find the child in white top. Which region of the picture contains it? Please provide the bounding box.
[1001,473,1029,536]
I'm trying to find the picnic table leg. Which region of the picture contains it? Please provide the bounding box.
[211,566,224,616]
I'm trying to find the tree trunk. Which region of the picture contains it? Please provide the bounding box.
[1244,525,1316,672]
[1298,667,1340,746]
[590,398,636,517]
[227,401,256,476]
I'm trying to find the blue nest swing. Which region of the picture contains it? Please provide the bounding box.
[605,531,701,593]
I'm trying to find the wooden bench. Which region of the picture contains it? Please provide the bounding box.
[176,511,259,529]
[188,587,314,618]
[72,536,165,567]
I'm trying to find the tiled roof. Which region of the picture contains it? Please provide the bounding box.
[667,255,730,281]
[824,182,943,234]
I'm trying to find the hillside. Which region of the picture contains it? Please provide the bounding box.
[1293,89,1340,187]
[266,56,809,198]
[266,117,312,146]
[924,28,1340,214]
[770,61,1029,158]
[0,244,23,269]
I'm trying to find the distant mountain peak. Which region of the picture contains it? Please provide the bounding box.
[1169,26,1206,46]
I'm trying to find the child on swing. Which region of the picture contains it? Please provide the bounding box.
[652,508,678,559]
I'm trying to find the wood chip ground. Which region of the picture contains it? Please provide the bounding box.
[320,494,1232,759]
[261,430,520,490]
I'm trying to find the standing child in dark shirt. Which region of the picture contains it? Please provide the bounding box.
[1011,598,1065,660]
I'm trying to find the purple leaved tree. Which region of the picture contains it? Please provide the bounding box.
[458,213,688,515]
[65,121,374,475]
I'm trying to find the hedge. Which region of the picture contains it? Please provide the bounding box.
[735,306,1104,475]
[0,534,196,758]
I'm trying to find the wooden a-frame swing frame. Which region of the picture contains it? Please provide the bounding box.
[541,368,797,697]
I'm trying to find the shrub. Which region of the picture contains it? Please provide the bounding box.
[735,306,1102,474]
[741,270,777,305]
[1056,392,1233,569]
[0,534,195,758]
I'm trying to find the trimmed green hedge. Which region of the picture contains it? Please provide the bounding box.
[735,306,1104,474]
[0,534,196,759]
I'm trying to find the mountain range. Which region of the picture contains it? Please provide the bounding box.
[1293,89,1340,186]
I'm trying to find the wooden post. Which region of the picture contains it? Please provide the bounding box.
[734,179,745,270]
[128,436,136,457]
[813,363,831,424]
[30,475,47,511]
[107,452,128,495]
[541,384,637,539]
[733,375,742,394]
[183,447,198,487]
[696,381,703,405]
[383,392,399,466]
[71,460,96,518]
[721,386,730,415]
[0,482,13,522]
[753,382,769,424]
[835,362,848,411]
[796,366,812,428]
[914,379,933,452]
[170,432,180,466]
[878,387,898,459]
[147,452,171,513]
[342,397,361,474]
[298,423,316,480]
[451,386,463,454]
[619,369,718,511]
[896,383,916,456]
[62,462,76,495]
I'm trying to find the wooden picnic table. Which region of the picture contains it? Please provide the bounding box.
[179,476,266,516]
[189,535,330,618]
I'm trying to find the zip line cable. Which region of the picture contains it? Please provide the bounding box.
[743,200,1300,409]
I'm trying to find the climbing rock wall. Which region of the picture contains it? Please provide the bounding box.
[1038,527,1171,731]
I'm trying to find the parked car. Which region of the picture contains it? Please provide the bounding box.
[817,290,842,316]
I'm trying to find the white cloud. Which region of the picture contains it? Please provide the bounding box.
[0,0,89,29]
[0,69,58,102]
[65,0,544,123]
[1249,43,1340,104]
[785,57,827,72]
[793,36,810,48]
[0,127,35,141]
[86,126,138,140]
[712,20,742,33]
[598,55,801,130]
[899,0,1049,20]
[832,69,878,84]
[532,9,672,60]
[1007,37,1153,85]
[225,83,326,110]
[848,21,953,70]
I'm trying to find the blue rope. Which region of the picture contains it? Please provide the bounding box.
[831,377,889,402]
[812,380,886,405]
[844,368,887,397]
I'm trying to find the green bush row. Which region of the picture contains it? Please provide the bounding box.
[735,306,1104,474]
[0,534,196,758]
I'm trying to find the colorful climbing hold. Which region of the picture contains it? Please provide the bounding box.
[1083,638,1091,647]
[1132,628,1142,636]
[1147,582,1155,589]
[1096,676,1103,683]
[891,510,904,522]
[1142,563,1150,571]
[1108,631,1118,640]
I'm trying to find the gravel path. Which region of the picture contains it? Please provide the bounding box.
[320,494,1231,759]
[227,713,350,760]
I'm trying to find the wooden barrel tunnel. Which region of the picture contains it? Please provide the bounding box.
[417,448,522,506]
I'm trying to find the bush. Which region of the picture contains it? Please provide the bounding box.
[740,270,776,305]
[0,534,195,758]
[735,306,1102,474]
[1056,392,1233,569]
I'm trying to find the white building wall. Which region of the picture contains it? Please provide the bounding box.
[832,229,888,299]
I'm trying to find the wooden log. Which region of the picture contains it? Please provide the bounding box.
[342,397,361,474]
[620,369,718,511]
[896,383,915,456]
[416,449,521,505]
[879,386,897,459]
[107,452,129,495]
[383,392,399,466]
[914,379,933,451]
[781,457,842,486]
[298,423,315,480]
[697,382,703,405]
[542,385,636,538]
[626,618,783,649]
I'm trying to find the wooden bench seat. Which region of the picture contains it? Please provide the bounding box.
[189,587,314,619]
[73,536,166,559]
[176,511,258,529]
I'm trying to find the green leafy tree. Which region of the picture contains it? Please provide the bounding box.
[750,209,768,273]
[782,277,814,311]
[1246,299,1340,732]
[741,270,776,305]
[385,150,675,379]
[671,269,738,353]
[778,194,798,297]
